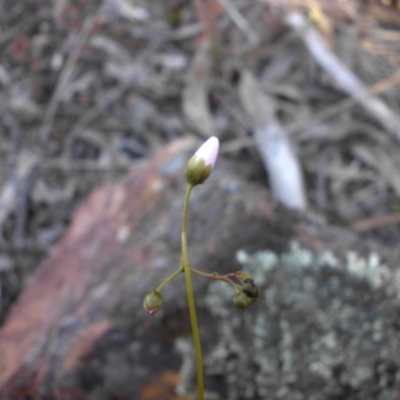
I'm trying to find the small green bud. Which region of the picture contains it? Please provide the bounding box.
[232,291,256,309]
[143,290,163,315]
[242,279,260,299]
[236,271,254,282]
[185,137,219,186]
[185,156,212,185]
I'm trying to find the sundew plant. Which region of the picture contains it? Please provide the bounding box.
[143,137,260,399]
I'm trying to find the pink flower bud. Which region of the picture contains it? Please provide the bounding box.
[194,136,219,168]
[185,136,219,185]
[143,290,163,315]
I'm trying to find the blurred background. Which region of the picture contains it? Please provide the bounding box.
[1,0,400,346]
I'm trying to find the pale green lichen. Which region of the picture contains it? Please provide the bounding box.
[345,251,391,290]
[237,241,394,294]
[235,249,277,286]
[199,243,400,400]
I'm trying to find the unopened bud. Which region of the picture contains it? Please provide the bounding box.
[232,291,256,309]
[242,280,260,299]
[185,136,219,185]
[143,290,163,315]
[236,271,254,282]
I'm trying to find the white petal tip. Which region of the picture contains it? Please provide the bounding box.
[194,136,219,167]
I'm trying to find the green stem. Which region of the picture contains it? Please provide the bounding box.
[182,183,204,400]
[190,267,240,293]
[155,266,183,292]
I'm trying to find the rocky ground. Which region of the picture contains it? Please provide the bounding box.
[1,1,400,399]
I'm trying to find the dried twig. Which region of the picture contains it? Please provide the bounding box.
[69,86,126,137]
[238,70,307,210]
[1,154,135,171]
[0,152,38,243]
[217,0,259,45]
[182,40,215,138]
[286,13,400,142]
[351,214,400,232]
[293,69,400,136]
[39,16,96,142]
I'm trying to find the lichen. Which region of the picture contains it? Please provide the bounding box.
[200,242,400,399]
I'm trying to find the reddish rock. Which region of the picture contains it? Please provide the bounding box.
[0,137,295,399]
[2,137,397,399]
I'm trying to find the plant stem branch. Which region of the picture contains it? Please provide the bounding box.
[155,266,183,292]
[181,183,204,400]
[190,267,240,293]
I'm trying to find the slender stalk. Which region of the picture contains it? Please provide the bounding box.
[190,267,240,293]
[155,266,183,292]
[182,183,204,400]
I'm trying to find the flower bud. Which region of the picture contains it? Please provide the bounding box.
[242,280,260,299]
[236,271,254,282]
[143,290,163,315]
[185,136,219,185]
[232,291,256,309]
